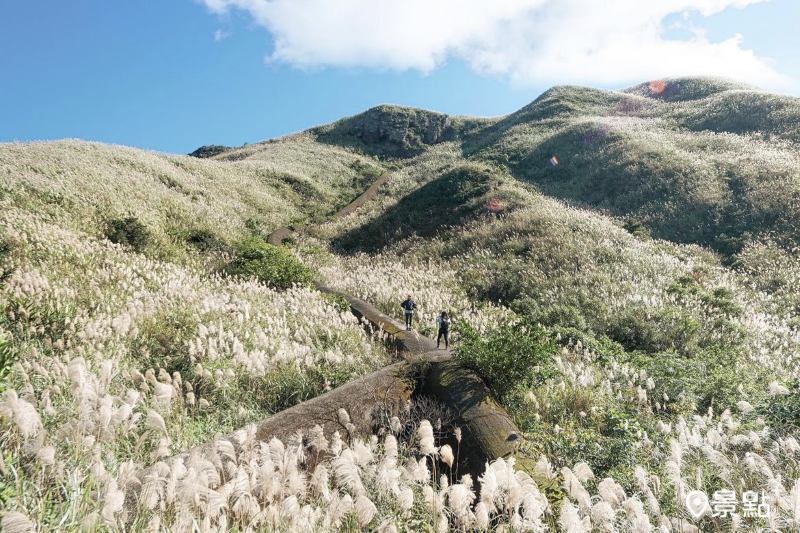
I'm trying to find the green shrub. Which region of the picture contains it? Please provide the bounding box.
[130,308,197,377]
[701,286,743,317]
[0,331,16,391]
[322,293,351,313]
[0,236,14,285]
[185,228,224,251]
[454,319,556,402]
[537,304,589,330]
[105,216,151,252]
[349,159,383,179]
[623,346,763,415]
[758,379,800,434]
[622,218,651,240]
[607,306,701,354]
[548,325,626,362]
[227,237,315,290]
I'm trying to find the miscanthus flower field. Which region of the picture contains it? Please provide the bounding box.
[295,141,800,531]
[3,77,800,532]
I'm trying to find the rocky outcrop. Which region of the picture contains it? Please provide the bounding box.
[187,144,232,159]
[314,105,452,158]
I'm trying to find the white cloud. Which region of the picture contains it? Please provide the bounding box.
[199,0,795,90]
[213,29,231,42]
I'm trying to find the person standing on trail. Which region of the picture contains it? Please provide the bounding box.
[401,295,417,330]
[436,311,450,349]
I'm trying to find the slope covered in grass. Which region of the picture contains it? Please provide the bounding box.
[464,78,800,255]
[2,77,800,531]
[0,135,396,529]
[298,137,800,529]
[307,77,800,256]
[0,136,385,259]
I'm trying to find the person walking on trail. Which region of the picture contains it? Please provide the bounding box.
[436,311,450,349]
[401,295,417,330]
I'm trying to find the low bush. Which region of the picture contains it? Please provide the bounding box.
[0,331,16,391]
[622,217,651,240]
[0,236,14,285]
[227,237,315,290]
[454,319,556,402]
[104,216,151,252]
[185,228,224,251]
[758,379,800,434]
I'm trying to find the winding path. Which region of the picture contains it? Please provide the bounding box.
[265,171,533,474]
[268,172,439,355]
[127,171,536,513]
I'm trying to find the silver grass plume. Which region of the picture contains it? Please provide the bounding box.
[383,434,398,459]
[145,410,168,438]
[140,470,164,510]
[573,462,594,483]
[377,520,399,533]
[562,467,591,513]
[330,430,343,455]
[355,494,378,528]
[591,501,616,531]
[1,512,36,533]
[80,513,99,532]
[423,485,445,515]
[535,455,557,481]
[230,468,260,521]
[1,389,43,441]
[101,480,125,527]
[622,497,652,533]
[635,466,661,516]
[440,444,454,468]
[215,439,237,464]
[474,502,490,530]
[333,448,364,496]
[448,482,475,528]
[325,493,353,528]
[597,478,626,509]
[36,446,55,466]
[398,487,414,513]
[307,424,329,454]
[309,464,331,499]
[559,498,589,533]
[478,462,499,513]
[352,438,374,466]
[417,420,437,456]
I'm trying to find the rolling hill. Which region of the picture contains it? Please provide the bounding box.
[1,76,800,532]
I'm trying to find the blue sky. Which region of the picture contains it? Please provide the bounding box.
[1,0,798,154]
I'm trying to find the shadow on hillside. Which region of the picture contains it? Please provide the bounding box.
[332,166,496,254]
[491,121,800,254]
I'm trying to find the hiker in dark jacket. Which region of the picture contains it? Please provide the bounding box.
[401,295,417,330]
[436,311,450,349]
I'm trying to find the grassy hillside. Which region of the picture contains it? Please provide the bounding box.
[311,104,493,158]
[2,78,800,532]
[467,79,800,255]
[299,128,800,529]
[0,135,399,530]
[0,136,385,259]
[314,78,800,257]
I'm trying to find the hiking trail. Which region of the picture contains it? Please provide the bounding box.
[127,171,538,512]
